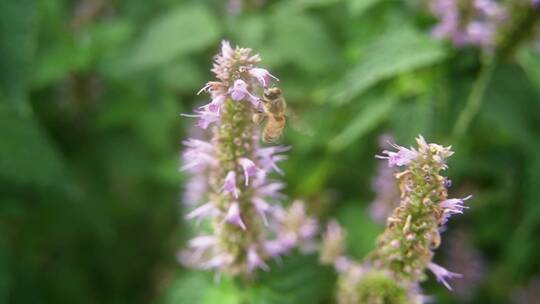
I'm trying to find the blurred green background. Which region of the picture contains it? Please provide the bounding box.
[1,0,539,303]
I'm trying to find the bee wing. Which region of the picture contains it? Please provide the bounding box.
[285,108,314,137]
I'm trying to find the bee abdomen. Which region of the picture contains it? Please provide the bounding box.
[262,119,285,143]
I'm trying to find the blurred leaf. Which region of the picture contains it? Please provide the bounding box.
[135,94,180,152]
[90,20,135,50]
[203,278,242,304]
[344,1,403,61]
[296,159,333,195]
[517,47,540,92]
[276,0,343,11]
[479,65,539,147]
[96,93,179,154]
[0,0,36,114]
[163,273,211,304]
[269,11,339,73]
[129,4,220,70]
[161,60,205,93]
[330,26,446,104]
[0,106,66,187]
[151,156,183,186]
[392,70,433,98]
[229,15,268,50]
[329,94,396,151]
[33,42,93,89]
[524,150,540,220]
[92,20,136,72]
[254,254,335,304]
[505,149,540,278]
[348,0,382,15]
[34,20,135,88]
[0,240,10,303]
[337,203,383,259]
[389,98,433,143]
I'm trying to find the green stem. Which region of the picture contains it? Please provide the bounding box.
[452,58,496,140]
[497,8,540,60]
[452,5,540,140]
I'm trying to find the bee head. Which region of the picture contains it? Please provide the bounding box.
[263,87,282,100]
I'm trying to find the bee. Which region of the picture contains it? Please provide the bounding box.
[253,87,287,143]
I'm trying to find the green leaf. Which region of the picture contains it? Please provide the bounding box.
[330,27,446,104]
[161,60,205,92]
[348,0,382,15]
[269,12,339,73]
[479,64,539,147]
[337,202,384,259]
[0,240,10,304]
[163,274,241,304]
[0,0,36,115]
[0,106,66,187]
[329,94,396,151]
[505,151,540,278]
[129,4,220,70]
[389,98,433,144]
[229,15,268,50]
[163,273,211,304]
[276,0,343,11]
[254,254,335,304]
[32,42,93,89]
[517,47,540,92]
[296,159,334,196]
[203,278,242,304]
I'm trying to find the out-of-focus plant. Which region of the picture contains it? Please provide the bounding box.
[2,0,540,303]
[429,0,540,138]
[368,134,400,224]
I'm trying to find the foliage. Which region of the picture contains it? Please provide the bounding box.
[0,0,539,303]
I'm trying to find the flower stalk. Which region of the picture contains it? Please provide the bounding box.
[180,41,316,278]
[322,135,471,303]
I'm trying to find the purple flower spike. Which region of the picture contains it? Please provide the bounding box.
[466,22,494,46]
[440,195,472,215]
[264,239,288,257]
[229,79,259,105]
[183,174,207,206]
[225,201,247,230]
[181,41,314,276]
[180,139,216,172]
[223,171,240,198]
[181,109,220,130]
[201,254,232,270]
[252,197,271,225]
[440,195,472,225]
[369,135,400,223]
[186,202,215,222]
[335,135,470,302]
[256,146,290,175]
[249,68,279,87]
[247,246,269,272]
[428,262,463,290]
[201,94,226,113]
[238,157,260,186]
[429,0,506,50]
[256,182,285,198]
[188,235,216,250]
[197,83,212,95]
[376,144,418,167]
[474,0,505,19]
[221,40,234,58]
